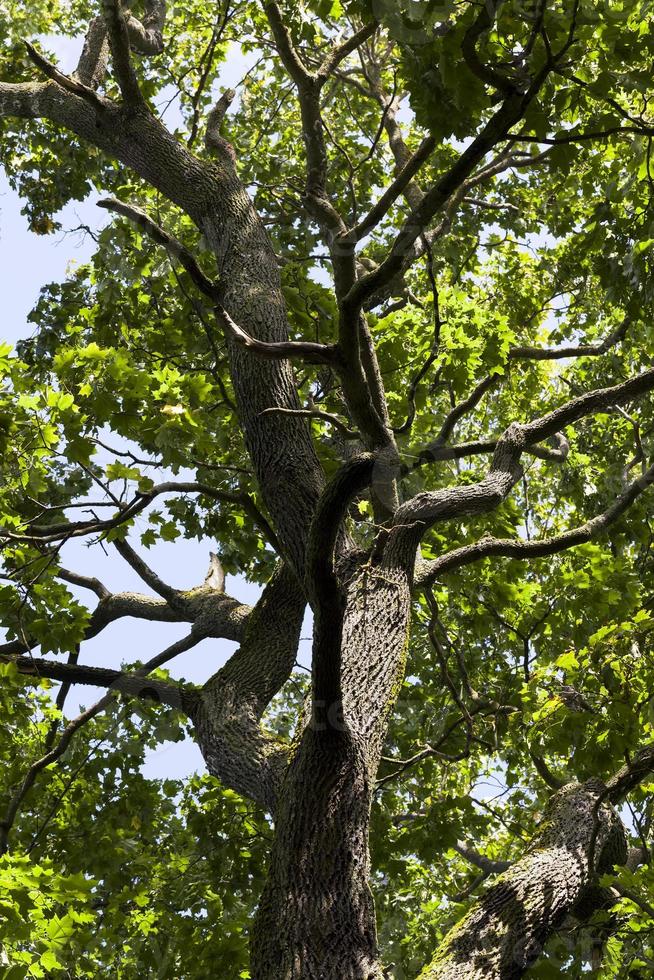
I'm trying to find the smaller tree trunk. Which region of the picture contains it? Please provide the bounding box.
[421,780,628,980]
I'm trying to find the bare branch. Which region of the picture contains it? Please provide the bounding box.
[74,17,109,89]
[407,434,569,474]
[204,553,226,592]
[24,40,107,112]
[416,460,654,587]
[7,637,196,704]
[113,538,182,605]
[217,306,338,364]
[259,406,358,439]
[56,567,111,601]
[205,87,236,154]
[102,0,144,106]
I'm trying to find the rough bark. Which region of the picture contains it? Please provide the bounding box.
[192,565,306,813]
[421,781,628,979]
[251,563,412,979]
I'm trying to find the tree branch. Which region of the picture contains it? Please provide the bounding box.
[56,567,111,601]
[259,406,358,439]
[509,317,630,362]
[264,2,314,88]
[342,134,437,244]
[195,564,306,811]
[102,0,144,106]
[0,632,197,856]
[98,197,337,364]
[606,744,654,804]
[415,459,654,586]
[317,22,378,81]
[390,367,654,571]
[307,454,376,719]
[124,0,167,56]
[24,40,107,112]
[454,840,512,875]
[74,16,109,89]
[113,538,182,605]
[461,0,517,96]
[0,480,280,545]
[344,86,544,317]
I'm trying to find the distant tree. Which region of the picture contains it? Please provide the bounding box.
[2,1,654,976]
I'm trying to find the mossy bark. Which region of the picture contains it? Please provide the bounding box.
[421,781,628,980]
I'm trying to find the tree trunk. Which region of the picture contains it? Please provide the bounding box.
[421,780,628,980]
[252,726,383,979]
[251,565,412,979]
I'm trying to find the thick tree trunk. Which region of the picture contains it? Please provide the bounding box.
[252,727,383,979]
[420,780,628,980]
[251,566,412,979]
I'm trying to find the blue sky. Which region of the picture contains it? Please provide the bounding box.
[0,37,312,779]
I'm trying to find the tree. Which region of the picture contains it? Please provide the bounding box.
[2,0,654,975]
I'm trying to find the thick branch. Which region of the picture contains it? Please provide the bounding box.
[307,454,376,716]
[423,780,627,979]
[102,0,144,106]
[7,632,197,706]
[393,366,654,570]
[606,744,654,803]
[74,16,109,89]
[416,459,654,586]
[194,564,306,811]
